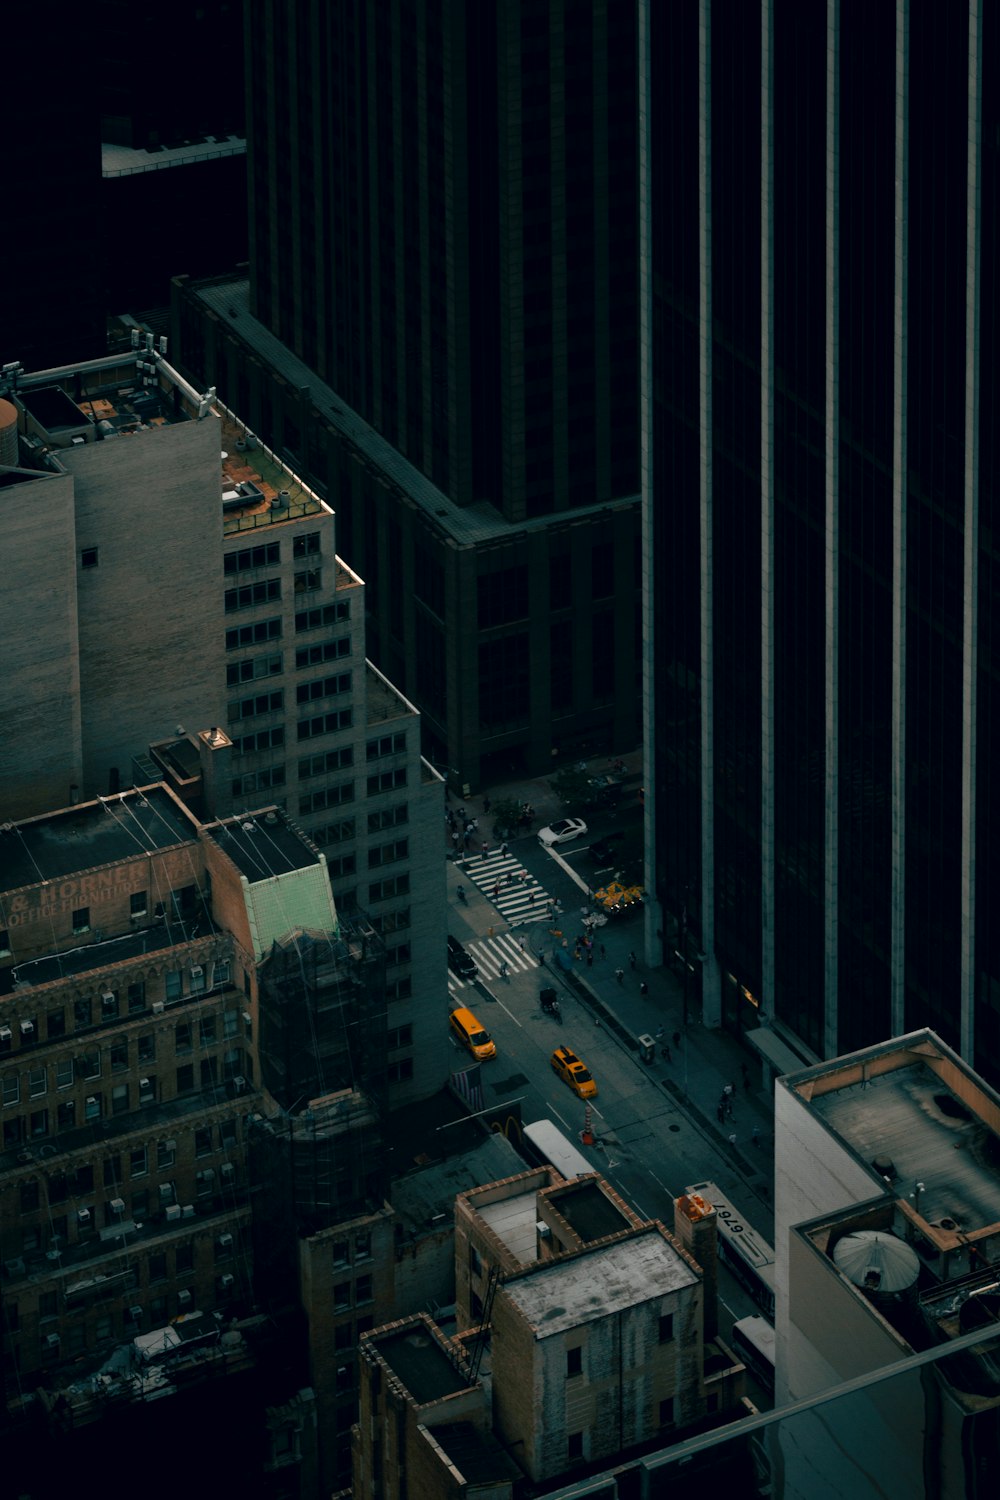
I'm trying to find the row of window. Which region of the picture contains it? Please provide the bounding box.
[223,600,351,653]
[1,970,234,1056]
[226,635,352,688]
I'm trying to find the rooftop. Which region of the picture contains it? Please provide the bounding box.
[0,787,197,895]
[371,1320,472,1407]
[548,1179,635,1243]
[5,919,182,995]
[477,1184,543,1265]
[392,1134,524,1239]
[502,1226,699,1336]
[786,1033,1000,1244]
[102,133,246,178]
[366,659,419,727]
[206,810,322,882]
[193,276,640,546]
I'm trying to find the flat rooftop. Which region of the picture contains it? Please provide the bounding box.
[373,1324,471,1407]
[503,1227,698,1336]
[7,920,181,995]
[207,812,321,882]
[798,1049,1000,1237]
[0,787,197,894]
[478,1186,541,1265]
[550,1179,634,1243]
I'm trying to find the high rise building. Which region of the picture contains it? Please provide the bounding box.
[0,344,446,1108]
[641,2,1000,1082]
[173,0,642,787]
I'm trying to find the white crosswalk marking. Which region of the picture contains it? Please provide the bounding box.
[467,933,537,977]
[458,852,550,927]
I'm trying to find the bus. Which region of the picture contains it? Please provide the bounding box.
[685,1180,776,1319]
[731,1314,776,1393]
[522,1118,596,1180]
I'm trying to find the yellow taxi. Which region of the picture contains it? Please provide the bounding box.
[550,1046,598,1099]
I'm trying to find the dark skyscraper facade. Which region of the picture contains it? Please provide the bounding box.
[642,0,1000,1085]
[174,1,644,785]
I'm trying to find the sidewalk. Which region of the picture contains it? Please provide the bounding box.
[444,752,776,1211]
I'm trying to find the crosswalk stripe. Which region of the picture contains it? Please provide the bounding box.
[457,853,552,928]
[467,934,537,975]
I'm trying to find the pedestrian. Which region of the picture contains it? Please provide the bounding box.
[472,817,479,831]
[481,843,489,859]
[599,943,606,960]
[517,936,525,952]
[728,1132,738,1149]
[574,945,582,962]
[672,1031,681,1049]
[458,807,466,822]
[640,982,648,996]
[722,1083,733,1100]
[729,1078,738,1095]
[464,833,472,849]
[483,796,491,814]
[500,843,509,858]
[539,952,546,966]
[661,1044,672,1063]
[528,892,535,904]
[741,1062,751,1089]
[586,952,593,967]
[492,883,500,900]
[614,967,624,985]
[628,950,637,969]
[726,1099,734,1121]
[717,1101,726,1123]
[752,1126,760,1148]
[487,925,494,939]
[656,1026,665,1041]
[451,831,460,848]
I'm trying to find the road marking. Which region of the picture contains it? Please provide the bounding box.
[493,997,522,1028]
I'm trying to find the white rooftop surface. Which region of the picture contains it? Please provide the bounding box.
[103,135,246,177]
[503,1230,697,1336]
[809,1059,1000,1234]
[478,1189,540,1265]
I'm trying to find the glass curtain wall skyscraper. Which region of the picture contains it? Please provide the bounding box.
[641,0,1000,1085]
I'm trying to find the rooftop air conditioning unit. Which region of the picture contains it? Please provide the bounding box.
[139,1078,151,1091]
[220,1163,235,1181]
[45,1333,61,1349]
[219,1273,235,1291]
[127,1305,143,1323]
[177,1289,193,1308]
[102,991,116,1008]
[218,1233,233,1250]
[151,1000,165,1014]
[77,1208,91,1225]
[232,1076,247,1094]
[190,965,203,983]
[159,1183,174,1202]
[20,1019,34,1035]
[0,1026,11,1041]
[181,1204,195,1219]
[165,1203,182,1222]
[110,1198,126,1215]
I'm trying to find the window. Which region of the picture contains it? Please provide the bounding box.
[78,1052,100,1082]
[74,997,92,1030]
[157,1140,175,1170]
[226,618,282,651]
[224,1011,240,1040]
[224,541,281,575]
[332,1239,350,1269]
[232,767,286,797]
[128,981,146,1014]
[199,1015,217,1047]
[355,1232,372,1261]
[659,1397,675,1427]
[103,1155,121,1188]
[20,1179,39,1212]
[130,891,147,919]
[197,1169,215,1198]
[225,578,282,613]
[311,820,356,848]
[368,804,408,832]
[85,1094,102,1121]
[355,1274,373,1304]
[299,782,354,816]
[229,689,284,722]
[148,1252,168,1283]
[4,1115,24,1147]
[231,726,285,755]
[57,1100,75,1130]
[175,1023,192,1054]
[110,1038,128,1072]
[130,1146,147,1178]
[297,708,353,740]
[295,637,350,669]
[226,652,283,686]
[369,875,410,902]
[293,567,322,594]
[387,943,411,967]
[295,600,349,632]
[28,1067,47,1099]
[165,971,183,1004]
[46,1009,65,1039]
[101,989,119,1018]
[112,1083,129,1115]
[213,960,231,987]
[176,1244,194,1274]
[387,1024,413,1051]
[137,1033,155,1064]
[567,1432,584,1461]
[659,1314,674,1343]
[81,547,99,568]
[296,671,351,704]
[566,1346,582,1378]
[176,1065,195,1094]
[0,930,9,957]
[39,1291,58,1320]
[56,1058,73,1090]
[366,733,406,761]
[298,747,354,779]
[368,839,408,869]
[72,907,90,934]
[333,1282,351,1313]
[387,1057,414,1084]
[367,769,407,796]
[386,976,413,1002]
[195,1127,213,1157]
[293,531,320,558]
[326,854,357,879]
[372,909,410,936]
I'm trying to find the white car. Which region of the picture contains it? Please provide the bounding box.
[538,818,588,848]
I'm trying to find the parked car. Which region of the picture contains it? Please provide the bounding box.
[550,1045,599,1098]
[538,818,588,848]
[590,833,625,866]
[447,934,478,981]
